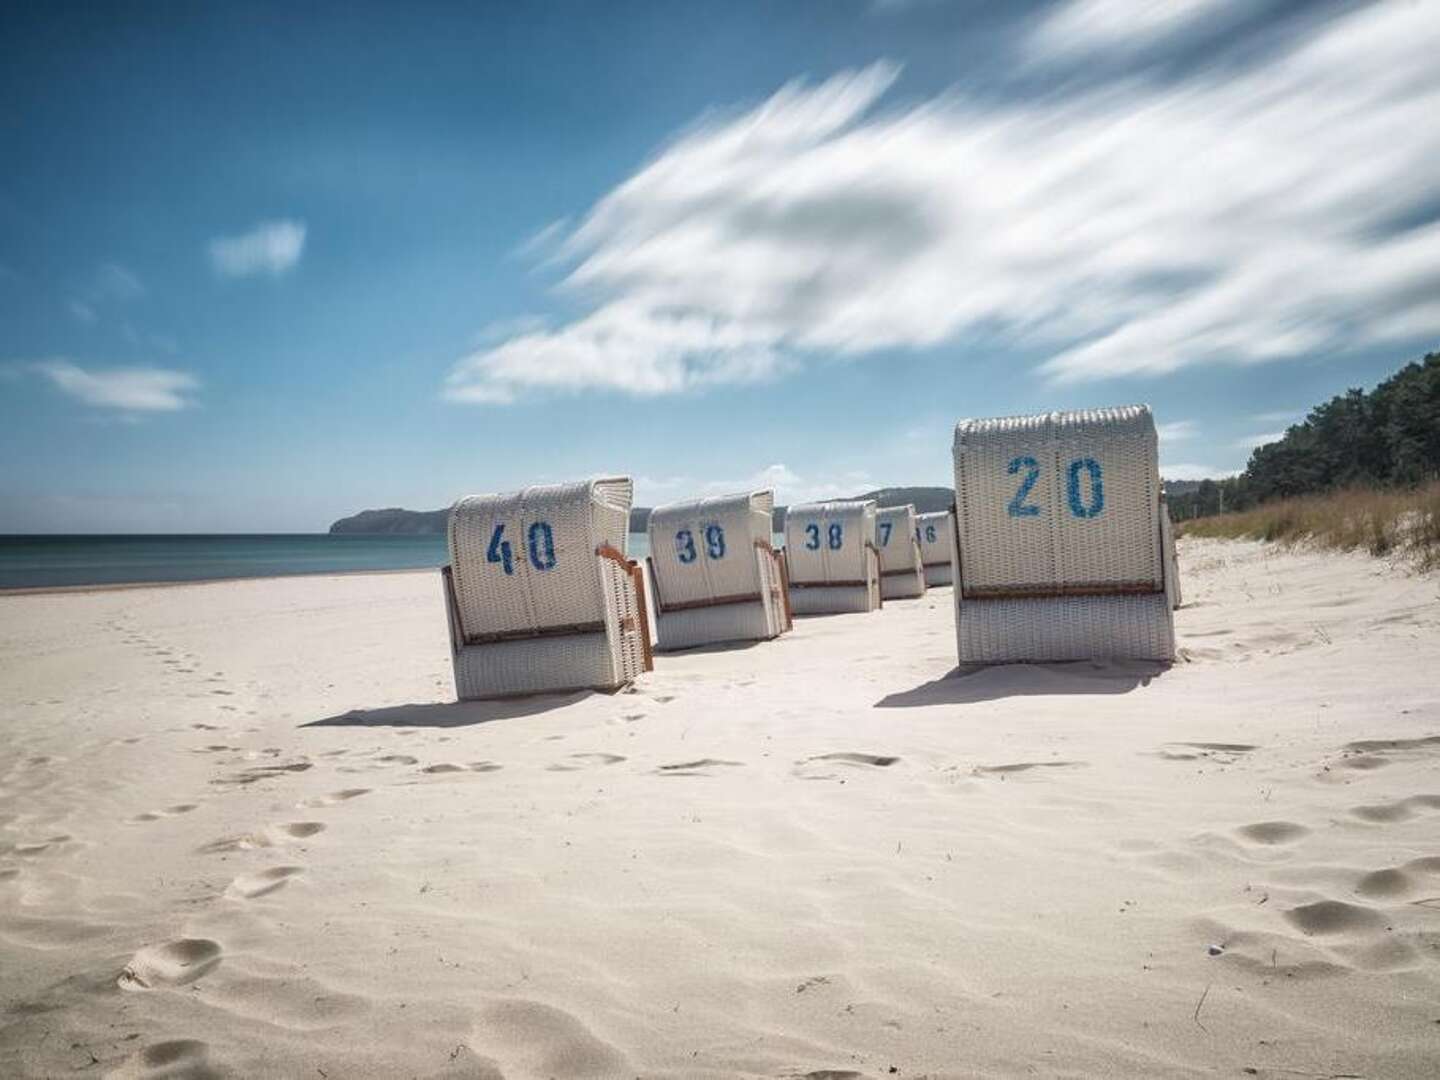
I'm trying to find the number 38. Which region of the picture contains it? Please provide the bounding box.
[1007,456,1105,519]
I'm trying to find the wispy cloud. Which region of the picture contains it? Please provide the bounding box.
[31,360,198,412]
[68,261,145,323]
[451,2,1440,404]
[209,221,306,277]
[69,300,96,324]
[1250,410,1298,424]
[1025,0,1234,60]
[637,463,874,508]
[1156,420,1198,443]
[1162,463,1235,481]
[1234,431,1283,450]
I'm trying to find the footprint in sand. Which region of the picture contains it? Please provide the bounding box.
[655,758,745,776]
[227,866,304,900]
[1350,794,1440,823]
[378,754,419,766]
[110,1039,220,1078]
[472,999,628,1078]
[126,804,198,825]
[302,788,371,808]
[1283,899,1386,936]
[198,821,325,854]
[1355,856,1440,899]
[1235,820,1309,846]
[546,753,626,773]
[1344,734,1440,754]
[1156,742,1257,763]
[213,761,313,786]
[791,752,900,780]
[974,760,1083,775]
[119,939,222,989]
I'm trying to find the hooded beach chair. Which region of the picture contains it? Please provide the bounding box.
[876,504,927,600]
[646,489,792,651]
[783,500,881,615]
[951,406,1178,662]
[442,477,653,699]
[915,510,955,587]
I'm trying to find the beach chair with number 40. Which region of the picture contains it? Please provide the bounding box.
[442,477,653,699]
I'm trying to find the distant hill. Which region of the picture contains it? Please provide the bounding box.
[330,486,958,535]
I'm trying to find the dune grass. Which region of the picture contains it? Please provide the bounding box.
[1177,482,1440,571]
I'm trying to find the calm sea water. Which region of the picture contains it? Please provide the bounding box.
[0,533,655,590]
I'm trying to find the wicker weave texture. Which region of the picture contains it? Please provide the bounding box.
[876,504,926,600]
[783,500,880,614]
[923,561,955,587]
[783,501,876,585]
[789,582,878,615]
[445,477,645,699]
[648,490,770,607]
[654,601,775,651]
[1160,496,1182,609]
[953,407,1162,593]
[954,593,1174,662]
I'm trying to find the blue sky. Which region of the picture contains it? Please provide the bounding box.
[3,0,1437,532]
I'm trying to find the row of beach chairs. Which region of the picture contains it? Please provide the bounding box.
[441,405,1181,700]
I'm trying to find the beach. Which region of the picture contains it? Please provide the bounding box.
[2,537,1438,1078]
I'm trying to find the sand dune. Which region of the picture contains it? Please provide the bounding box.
[1,537,1438,1077]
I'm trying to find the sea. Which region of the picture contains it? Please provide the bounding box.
[0,533,657,591]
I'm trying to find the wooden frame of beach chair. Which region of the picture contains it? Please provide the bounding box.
[782,500,883,615]
[876,504,927,600]
[645,490,792,651]
[951,406,1177,662]
[442,477,653,700]
[915,509,955,587]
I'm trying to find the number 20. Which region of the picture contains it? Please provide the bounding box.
[1006,456,1104,519]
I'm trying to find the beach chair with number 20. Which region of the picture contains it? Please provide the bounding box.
[951,406,1179,662]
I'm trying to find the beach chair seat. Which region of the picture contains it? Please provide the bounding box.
[442,477,653,699]
[915,509,955,587]
[783,500,881,615]
[876,504,927,600]
[646,490,792,651]
[951,406,1177,662]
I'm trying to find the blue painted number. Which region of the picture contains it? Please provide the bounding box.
[487,523,514,575]
[1007,456,1041,517]
[704,523,725,559]
[527,521,556,571]
[805,523,820,550]
[878,521,892,546]
[675,529,697,564]
[828,523,843,550]
[925,524,937,543]
[1067,457,1104,518]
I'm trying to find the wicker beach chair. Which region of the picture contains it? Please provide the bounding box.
[646,490,792,650]
[876,504,927,600]
[441,477,653,699]
[951,406,1177,662]
[783,500,882,615]
[915,510,955,587]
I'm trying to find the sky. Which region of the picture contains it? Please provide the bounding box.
[2,0,1438,532]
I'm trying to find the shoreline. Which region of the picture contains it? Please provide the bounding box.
[0,563,442,598]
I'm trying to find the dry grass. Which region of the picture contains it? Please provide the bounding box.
[1178,482,1440,571]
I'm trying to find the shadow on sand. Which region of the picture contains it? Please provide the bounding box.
[876,660,1169,708]
[303,691,592,730]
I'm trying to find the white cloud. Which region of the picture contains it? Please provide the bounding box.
[636,463,874,508]
[69,300,96,324]
[32,360,198,412]
[1156,420,1198,443]
[450,3,1440,404]
[209,221,306,277]
[1026,0,1234,60]
[1161,463,1235,481]
[1234,431,1284,450]
[1250,410,1298,424]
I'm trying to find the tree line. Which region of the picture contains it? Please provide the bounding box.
[1168,351,1440,521]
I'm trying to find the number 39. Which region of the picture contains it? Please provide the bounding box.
[1006,456,1105,519]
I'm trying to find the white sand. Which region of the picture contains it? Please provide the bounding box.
[1,538,1438,1078]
